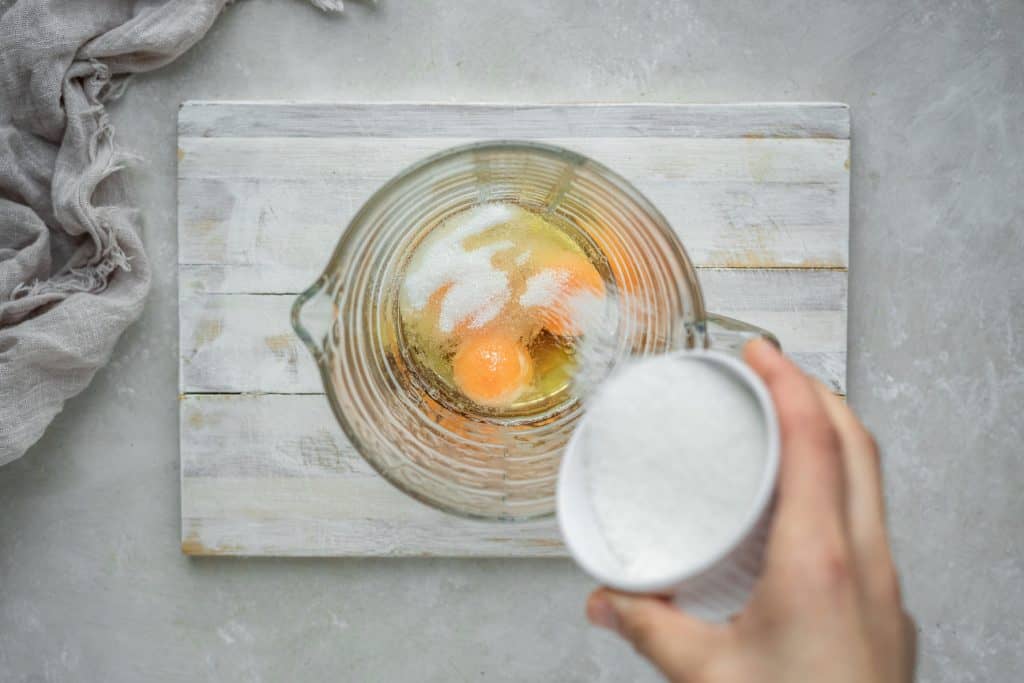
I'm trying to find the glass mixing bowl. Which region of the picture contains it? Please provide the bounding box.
[292,141,774,520]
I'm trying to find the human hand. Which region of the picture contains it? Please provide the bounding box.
[586,339,916,682]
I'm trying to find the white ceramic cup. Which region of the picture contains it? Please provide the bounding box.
[556,349,781,622]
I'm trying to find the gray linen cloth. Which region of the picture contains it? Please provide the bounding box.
[0,0,340,465]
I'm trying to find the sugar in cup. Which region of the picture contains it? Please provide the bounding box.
[557,349,781,622]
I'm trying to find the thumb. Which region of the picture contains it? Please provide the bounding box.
[588,589,721,680]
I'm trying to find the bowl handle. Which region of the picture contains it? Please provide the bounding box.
[291,276,335,363]
[703,313,779,356]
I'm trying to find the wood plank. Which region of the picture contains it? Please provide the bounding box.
[179,290,320,394]
[178,136,848,184]
[176,169,847,288]
[180,393,363,479]
[180,394,563,557]
[179,269,847,394]
[182,515,566,558]
[698,268,847,311]
[179,102,850,140]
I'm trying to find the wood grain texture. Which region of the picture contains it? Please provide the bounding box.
[179,269,847,394]
[180,394,563,557]
[178,102,850,557]
[177,137,849,277]
[179,101,851,139]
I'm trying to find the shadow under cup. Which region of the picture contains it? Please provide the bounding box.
[293,141,713,520]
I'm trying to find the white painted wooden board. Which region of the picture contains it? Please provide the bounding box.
[178,102,850,557]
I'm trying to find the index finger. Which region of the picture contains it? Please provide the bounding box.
[743,339,847,543]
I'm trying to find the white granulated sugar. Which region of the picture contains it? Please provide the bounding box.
[564,290,630,396]
[583,355,767,581]
[402,204,515,331]
[439,266,509,332]
[451,203,515,238]
[519,268,571,309]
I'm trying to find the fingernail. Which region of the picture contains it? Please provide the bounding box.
[746,337,774,353]
[588,595,620,631]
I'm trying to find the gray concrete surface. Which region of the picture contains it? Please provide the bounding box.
[2,0,1022,680]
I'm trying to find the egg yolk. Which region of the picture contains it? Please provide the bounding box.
[452,333,534,407]
[535,252,606,336]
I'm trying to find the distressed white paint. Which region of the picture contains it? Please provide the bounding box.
[177,170,847,285]
[178,102,849,557]
[179,269,847,394]
[180,396,564,557]
[182,512,567,558]
[178,136,848,184]
[178,101,851,139]
[179,290,320,393]
[177,137,849,272]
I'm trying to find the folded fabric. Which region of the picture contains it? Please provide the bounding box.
[0,0,339,465]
